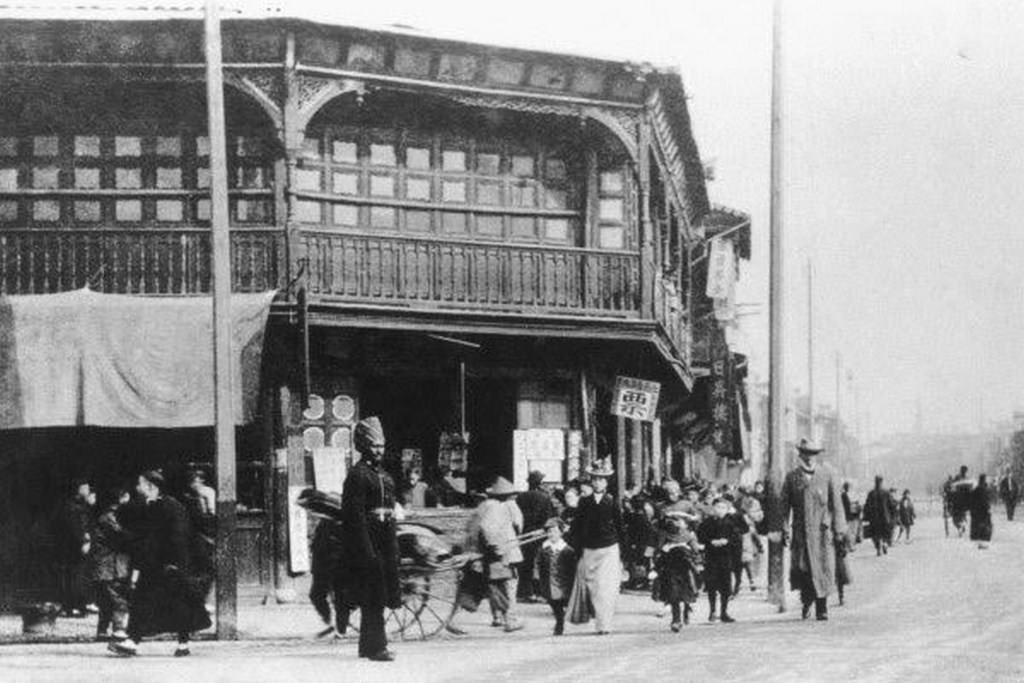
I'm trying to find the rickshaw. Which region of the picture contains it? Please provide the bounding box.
[298,490,542,641]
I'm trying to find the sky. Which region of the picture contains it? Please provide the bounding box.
[285,0,1024,437]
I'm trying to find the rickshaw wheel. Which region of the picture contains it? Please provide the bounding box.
[384,563,460,640]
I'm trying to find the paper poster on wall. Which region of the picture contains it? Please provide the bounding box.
[287,485,310,573]
[312,447,346,494]
[566,430,583,481]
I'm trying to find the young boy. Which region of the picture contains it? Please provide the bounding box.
[89,486,131,641]
[533,517,576,635]
[697,496,743,623]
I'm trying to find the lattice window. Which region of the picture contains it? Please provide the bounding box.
[0,131,275,228]
[294,126,583,245]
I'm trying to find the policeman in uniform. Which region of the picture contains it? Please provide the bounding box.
[338,416,401,661]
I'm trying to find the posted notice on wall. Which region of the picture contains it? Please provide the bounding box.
[312,446,346,494]
[287,485,310,573]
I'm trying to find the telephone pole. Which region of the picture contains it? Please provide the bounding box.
[205,0,238,640]
[807,258,814,440]
[767,0,787,611]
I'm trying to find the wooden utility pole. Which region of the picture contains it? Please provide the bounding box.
[807,258,814,440]
[204,0,238,640]
[767,0,787,611]
[835,352,842,469]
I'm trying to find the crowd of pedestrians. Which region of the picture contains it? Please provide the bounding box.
[54,469,215,657]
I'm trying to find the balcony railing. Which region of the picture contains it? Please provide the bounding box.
[299,230,641,317]
[653,276,690,366]
[0,227,285,295]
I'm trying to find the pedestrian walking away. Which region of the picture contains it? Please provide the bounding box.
[567,459,623,635]
[896,489,916,543]
[770,439,847,622]
[969,474,994,549]
[998,471,1020,521]
[108,470,211,658]
[337,416,402,662]
[863,477,894,556]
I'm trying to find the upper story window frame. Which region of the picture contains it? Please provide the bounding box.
[293,124,586,247]
[0,127,276,229]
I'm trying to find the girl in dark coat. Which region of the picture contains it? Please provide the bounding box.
[651,515,702,631]
[697,497,745,623]
[109,470,211,658]
[970,475,993,548]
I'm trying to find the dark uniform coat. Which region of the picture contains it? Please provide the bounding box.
[338,460,401,610]
[533,541,576,602]
[124,496,211,637]
[696,516,739,594]
[778,465,847,598]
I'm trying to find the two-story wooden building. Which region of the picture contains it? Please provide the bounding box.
[0,7,749,606]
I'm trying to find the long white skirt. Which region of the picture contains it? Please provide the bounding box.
[567,544,620,632]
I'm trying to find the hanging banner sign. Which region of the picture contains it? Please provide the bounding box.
[611,376,661,422]
[705,237,736,300]
[709,328,736,459]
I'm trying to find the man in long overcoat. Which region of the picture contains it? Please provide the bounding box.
[515,470,555,602]
[862,476,894,556]
[770,439,846,622]
[109,470,211,657]
[338,416,401,662]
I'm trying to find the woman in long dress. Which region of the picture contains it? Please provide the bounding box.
[969,474,993,549]
[567,460,623,635]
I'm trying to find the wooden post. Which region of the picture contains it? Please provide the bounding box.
[204,0,237,639]
[652,418,662,483]
[616,415,627,500]
[630,419,643,492]
[767,0,788,612]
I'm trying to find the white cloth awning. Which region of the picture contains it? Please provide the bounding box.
[0,289,276,429]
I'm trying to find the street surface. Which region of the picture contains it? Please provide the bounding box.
[2,512,1022,683]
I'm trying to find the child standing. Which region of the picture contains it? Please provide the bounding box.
[697,497,743,623]
[534,517,576,635]
[651,515,702,632]
[897,489,916,543]
[89,486,131,641]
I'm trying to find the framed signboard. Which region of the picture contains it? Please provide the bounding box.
[611,376,661,422]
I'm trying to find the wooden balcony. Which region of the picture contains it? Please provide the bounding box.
[299,230,642,318]
[0,227,285,295]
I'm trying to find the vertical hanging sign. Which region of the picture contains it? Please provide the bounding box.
[709,328,735,459]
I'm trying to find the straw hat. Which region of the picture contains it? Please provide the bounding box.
[485,476,517,498]
[587,459,615,478]
[796,437,823,455]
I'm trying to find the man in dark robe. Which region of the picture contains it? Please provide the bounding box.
[998,472,1020,521]
[863,476,894,556]
[109,470,211,657]
[770,439,846,622]
[338,416,401,662]
[57,479,95,617]
[515,470,555,602]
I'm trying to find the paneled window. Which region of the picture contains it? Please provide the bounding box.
[597,166,628,250]
[0,131,275,227]
[295,126,581,244]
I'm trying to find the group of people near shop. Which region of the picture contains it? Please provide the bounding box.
[298,425,859,664]
[55,469,216,657]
